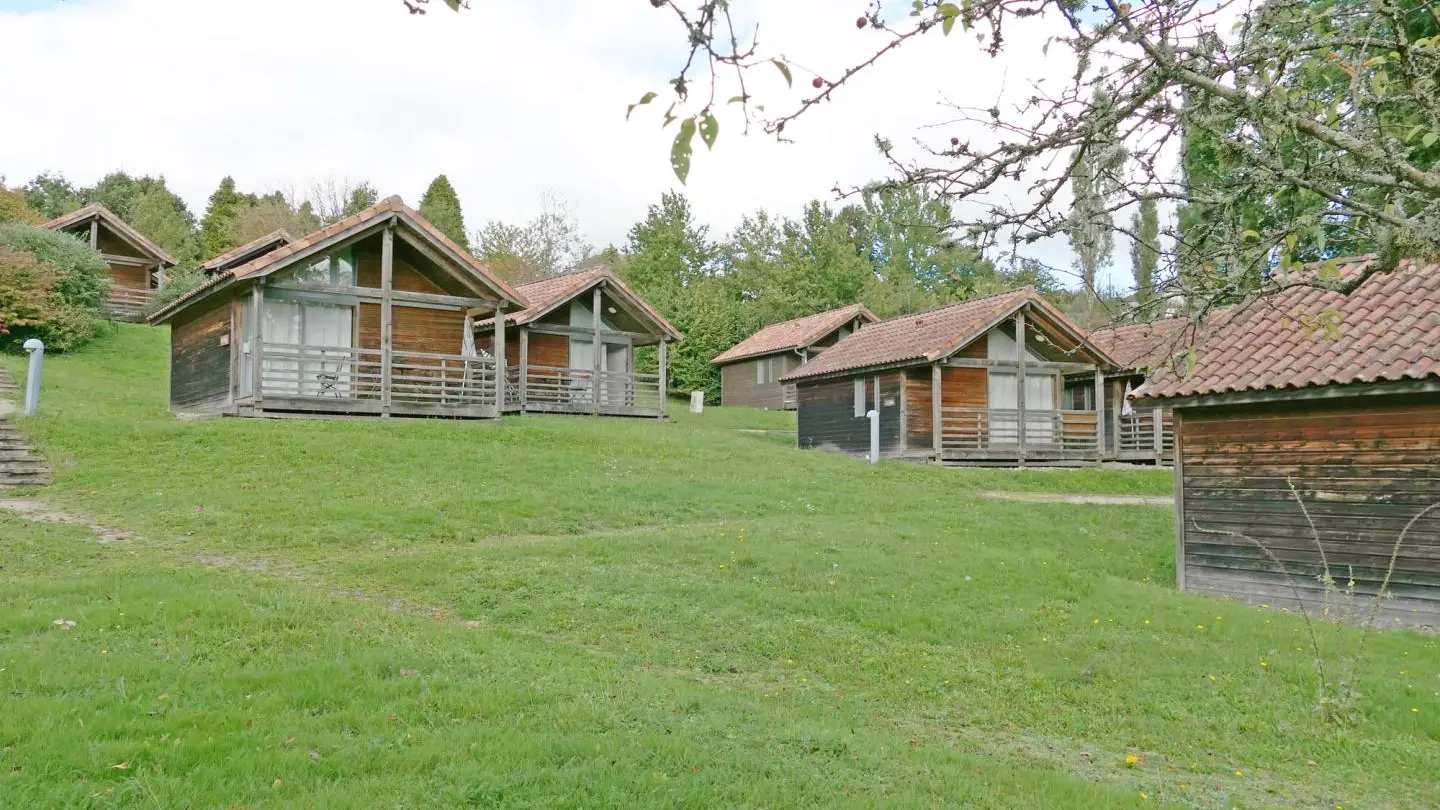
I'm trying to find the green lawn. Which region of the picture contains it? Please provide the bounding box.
[0,325,1435,809]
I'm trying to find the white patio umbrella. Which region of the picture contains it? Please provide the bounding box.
[1121,380,1135,417]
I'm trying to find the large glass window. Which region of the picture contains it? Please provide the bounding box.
[289,247,356,287]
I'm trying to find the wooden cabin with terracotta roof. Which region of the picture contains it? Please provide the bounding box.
[43,204,176,321]
[711,304,876,409]
[472,267,681,418]
[1136,258,1440,629]
[147,196,525,420]
[198,230,294,276]
[1090,316,1192,463]
[780,288,1119,465]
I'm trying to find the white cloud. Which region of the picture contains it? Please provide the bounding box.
[0,0,1112,284]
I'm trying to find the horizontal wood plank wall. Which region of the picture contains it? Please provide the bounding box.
[356,240,447,295]
[476,330,566,367]
[953,339,987,360]
[1179,395,1440,629]
[109,263,149,290]
[359,304,466,354]
[720,354,799,409]
[169,298,232,414]
[796,374,903,458]
[941,366,988,407]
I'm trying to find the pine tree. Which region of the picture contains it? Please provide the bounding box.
[200,176,248,258]
[417,175,468,249]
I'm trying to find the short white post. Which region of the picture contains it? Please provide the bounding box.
[689,391,705,413]
[867,408,880,464]
[22,338,44,416]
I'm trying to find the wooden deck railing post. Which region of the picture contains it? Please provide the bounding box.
[591,285,602,415]
[250,280,265,409]
[658,338,668,419]
[1015,310,1027,466]
[1094,369,1106,464]
[380,224,394,415]
[931,362,942,460]
[494,304,506,410]
[518,328,529,412]
[89,219,98,250]
[1153,406,1164,462]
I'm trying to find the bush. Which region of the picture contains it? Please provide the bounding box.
[143,264,207,318]
[0,224,111,351]
[0,223,111,316]
[0,248,103,351]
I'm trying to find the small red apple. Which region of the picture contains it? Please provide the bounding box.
[856,16,868,29]
[812,77,825,89]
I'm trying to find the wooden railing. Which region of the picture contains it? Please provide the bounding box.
[1114,411,1174,460]
[941,407,1101,455]
[108,286,155,321]
[508,365,663,415]
[258,343,497,409]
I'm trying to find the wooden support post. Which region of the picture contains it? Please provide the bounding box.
[1094,369,1106,464]
[1153,406,1164,461]
[1173,412,1187,590]
[518,328,529,412]
[250,281,265,408]
[931,362,942,461]
[591,284,602,415]
[1015,310,1027,466]
[494,305,506,409]
[88,219,98,249]
[156,264,166,291]
[657,338,668,419]
[380,224,394,414]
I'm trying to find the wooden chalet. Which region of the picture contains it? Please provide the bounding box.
[198,229,295,276]
[1137,258,1440,629]
[147,196,525,420]
[473,267,682,418]
[1089,316,1192,464]
[712,304,875,409]
[780,288,1120,466]
[43,204,177,321]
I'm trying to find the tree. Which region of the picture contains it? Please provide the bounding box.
[305,178,379,224]
[231,193,321,245]
[0,223,111,349]
[1130,199,1160,309]
[619,191,714,314]
[0,186,42,226]
[200,176,248,259]
[427,0,1440,311]
[418,174,468,248]
[128,186,200,263]
[22,172,81,220]
[1065,104,1125,298]
[473,192,593,283]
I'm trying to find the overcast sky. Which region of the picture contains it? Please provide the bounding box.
[0,0,1116,286]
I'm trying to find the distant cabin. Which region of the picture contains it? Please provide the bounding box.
[1137,258,1440,630]
[43,204,176,321]
[198,229,295,276]
[473,267,682,419]
[780,288,1120,466]
[712,304,876,409]
[148,196,525,420]
[1090,316,1193,464]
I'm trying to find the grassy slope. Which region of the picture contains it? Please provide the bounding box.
[0,325,1435,810]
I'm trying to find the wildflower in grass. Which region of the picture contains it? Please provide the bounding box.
[1123,754,1141,767]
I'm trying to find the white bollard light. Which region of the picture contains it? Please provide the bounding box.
[689,391,705,413]
[867,408,879,464]
[21,338,44,417]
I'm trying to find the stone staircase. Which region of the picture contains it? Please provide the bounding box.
[0,368,52,489]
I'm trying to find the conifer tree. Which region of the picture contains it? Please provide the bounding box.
[200,176,247,258]
[417,174,467,248]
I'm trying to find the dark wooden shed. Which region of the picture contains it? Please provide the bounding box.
[711,304,876,409]
[1137,258,1440,630]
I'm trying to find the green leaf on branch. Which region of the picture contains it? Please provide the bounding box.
[727,95,746,104]
[1424,132,1438,148]
[627,91,658,121]
[939,2,960,35]
[773,59,793,88]
[672,118,697,184]
[699,113,719,151]
[443,0,461,10]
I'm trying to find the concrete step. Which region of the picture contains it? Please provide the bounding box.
[0,448,39,461]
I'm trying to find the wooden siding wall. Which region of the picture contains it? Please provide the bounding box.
[796,374,903,458]
[358,304,467,355]
[109,262,150,290]
[1177,395,1440,629]
[357,244,448,294]
[476,330,568,368]
[720,353,800,409]
[169,299,232,414]
[97,229,145,260]
[901,365,988,451]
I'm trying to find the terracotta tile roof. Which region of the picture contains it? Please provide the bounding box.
[711,304,877,365]
[781,287,1114,382]
[474,267,682,341]
[199,229,294,273]
[1090,315,1194,373]
[1136,257,1440,402]
[43,203,176,266]
[149,196,526,324]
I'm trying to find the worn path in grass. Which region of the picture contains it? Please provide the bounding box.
[1,325,1436,810]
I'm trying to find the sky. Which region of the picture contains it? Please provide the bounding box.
[0,0,1119,287]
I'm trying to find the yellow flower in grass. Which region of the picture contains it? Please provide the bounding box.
[1123,754,1141,768]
